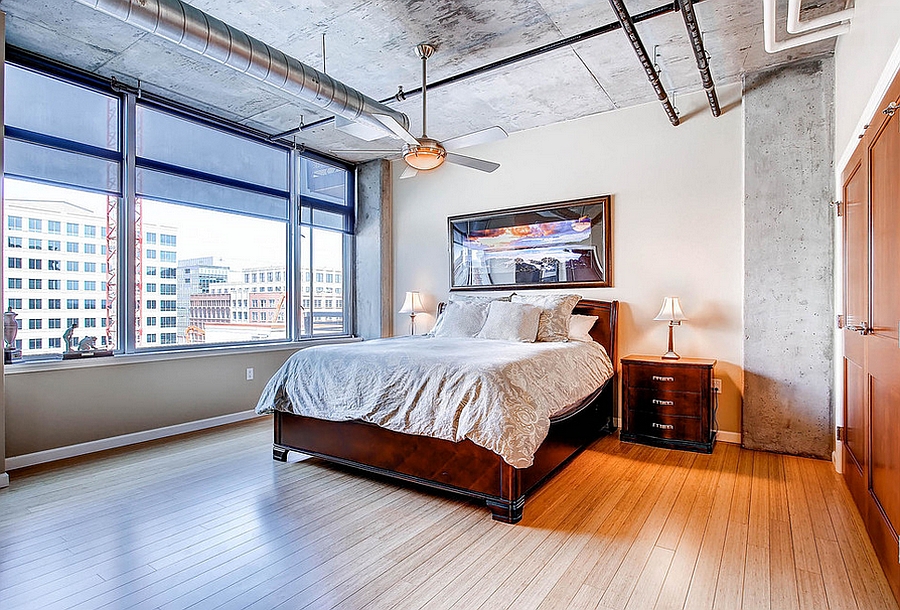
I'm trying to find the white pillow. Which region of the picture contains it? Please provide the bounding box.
[449,293,511,303]
[510,293,581,342]
[568,314,598,342]
[430,301,490,338]
[476,301,541,342]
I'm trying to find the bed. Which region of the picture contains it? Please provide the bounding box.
[260,298,618,523]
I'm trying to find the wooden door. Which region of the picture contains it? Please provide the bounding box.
[841,142,868,511]
[842,78,900,602]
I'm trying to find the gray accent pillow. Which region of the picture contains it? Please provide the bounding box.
[431,301,490,338]
[476,301,541,342]
[511,293,581,342]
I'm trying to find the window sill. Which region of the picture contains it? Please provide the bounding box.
[3,335,363,374]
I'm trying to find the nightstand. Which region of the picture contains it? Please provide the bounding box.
[620,354,717,453]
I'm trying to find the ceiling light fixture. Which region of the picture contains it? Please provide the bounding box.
[402,138,446,171]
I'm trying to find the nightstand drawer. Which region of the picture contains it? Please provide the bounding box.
[625,363,706,393]
[626,387,702,418]
[628,411,704,443]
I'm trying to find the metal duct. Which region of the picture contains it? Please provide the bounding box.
[607,0,680,126]
[678,0,720,116]
[73,0,409,138]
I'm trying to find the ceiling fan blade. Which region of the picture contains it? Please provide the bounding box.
[371,113,420,146]
[329,149,397,154]
[445,152,500,173]
[442,126,508,151]
[399,165,419,179]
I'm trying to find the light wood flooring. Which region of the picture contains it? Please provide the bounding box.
[0,417,896,610]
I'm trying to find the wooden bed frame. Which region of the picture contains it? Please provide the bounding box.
[272,298,618,523]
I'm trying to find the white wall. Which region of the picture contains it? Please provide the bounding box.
[392,85,745,436]
[835,0,900,163]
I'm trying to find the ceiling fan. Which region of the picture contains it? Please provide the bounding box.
[332,43,507,178]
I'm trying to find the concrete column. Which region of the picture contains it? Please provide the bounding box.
[1,11,8,488]
[354,159,393,339]
[742,56,835,459]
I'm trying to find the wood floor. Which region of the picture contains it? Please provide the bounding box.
[0,418,895,610]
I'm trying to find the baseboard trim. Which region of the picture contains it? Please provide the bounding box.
[0,472,8,488]
[6,410,263,471]
[716,430,742,445]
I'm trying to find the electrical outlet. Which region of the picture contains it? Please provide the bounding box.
[712,378,722,393]
[246,367,254,381]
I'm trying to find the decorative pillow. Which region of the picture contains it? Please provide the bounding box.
[568,314,598,342]
[510,293,581,341]
[430,301,490,338]
[449,294,512,303]
[476,301,541,342]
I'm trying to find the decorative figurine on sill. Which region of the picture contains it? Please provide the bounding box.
[77,336,98,351]
[63,321,79,353]
[3,307,22,364]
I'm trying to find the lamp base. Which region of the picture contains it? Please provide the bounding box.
[661,350,680,360]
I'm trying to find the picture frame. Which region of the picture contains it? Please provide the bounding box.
[448,195,612,291]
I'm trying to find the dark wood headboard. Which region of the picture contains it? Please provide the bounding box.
[435,298,618,366]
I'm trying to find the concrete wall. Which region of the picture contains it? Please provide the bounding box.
[742,57,835,459]
[392,85,746,438]
[355,159,392,339]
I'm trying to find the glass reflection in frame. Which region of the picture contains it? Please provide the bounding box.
[449,195,611,290]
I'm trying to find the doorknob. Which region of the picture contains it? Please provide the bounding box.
[846,321,872,335]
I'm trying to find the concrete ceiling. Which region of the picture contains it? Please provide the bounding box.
[1,0,847,163]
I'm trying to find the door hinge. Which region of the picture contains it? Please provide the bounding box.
[836,426,845,442]
[837,314,845,329]
[831,200,843,217]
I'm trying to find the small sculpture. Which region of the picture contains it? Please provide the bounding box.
[3,307,21,363]
[63,321,79,353]
[77,336,98,351]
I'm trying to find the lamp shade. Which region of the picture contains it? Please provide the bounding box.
[403,139,446,171]
[398,291,426,314]
[653,296,687,322]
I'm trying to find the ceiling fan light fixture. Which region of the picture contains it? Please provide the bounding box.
[402,139,446,171]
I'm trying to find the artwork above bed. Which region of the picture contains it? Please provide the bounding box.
[448,195,612,291]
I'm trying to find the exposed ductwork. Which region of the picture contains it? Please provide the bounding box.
[608,0,680,126]
[762,0,851,54]
[73,0,409,140]
[678,0,720,117]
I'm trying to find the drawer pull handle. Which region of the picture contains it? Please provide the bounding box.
[652,399,675,406]
[652,422,675,430]
[652,375,675,382]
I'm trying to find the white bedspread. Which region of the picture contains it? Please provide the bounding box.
[255,336,614,468]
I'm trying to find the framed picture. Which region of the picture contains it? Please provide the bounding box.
[448,195,612,291]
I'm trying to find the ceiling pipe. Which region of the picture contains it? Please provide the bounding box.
[284,0,702,140]
[677,0,720,117]
[763,0,850,54]
[607,0,680,126]
[72,0,409,139]
[787,0,854,34]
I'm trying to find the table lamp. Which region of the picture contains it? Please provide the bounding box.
[653,296,687,359]
[398,291,426,335]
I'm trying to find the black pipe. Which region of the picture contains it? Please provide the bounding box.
[607,0,679,126]
[271,0,704,140]
[678,0,720,116]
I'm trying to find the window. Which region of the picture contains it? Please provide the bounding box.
[84,318,96,328]
[49,337,61,349]
[8,298,22,309]
[28,298,41,309]
[66,318,79,328]
[326,273,333,283]
[316,272,323,282]
[5,62,352,358]
[160,316,176,328]
[28,319,41,330]
[49,318,61,329]
[146,316,156,326]
[28,338,42,350]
